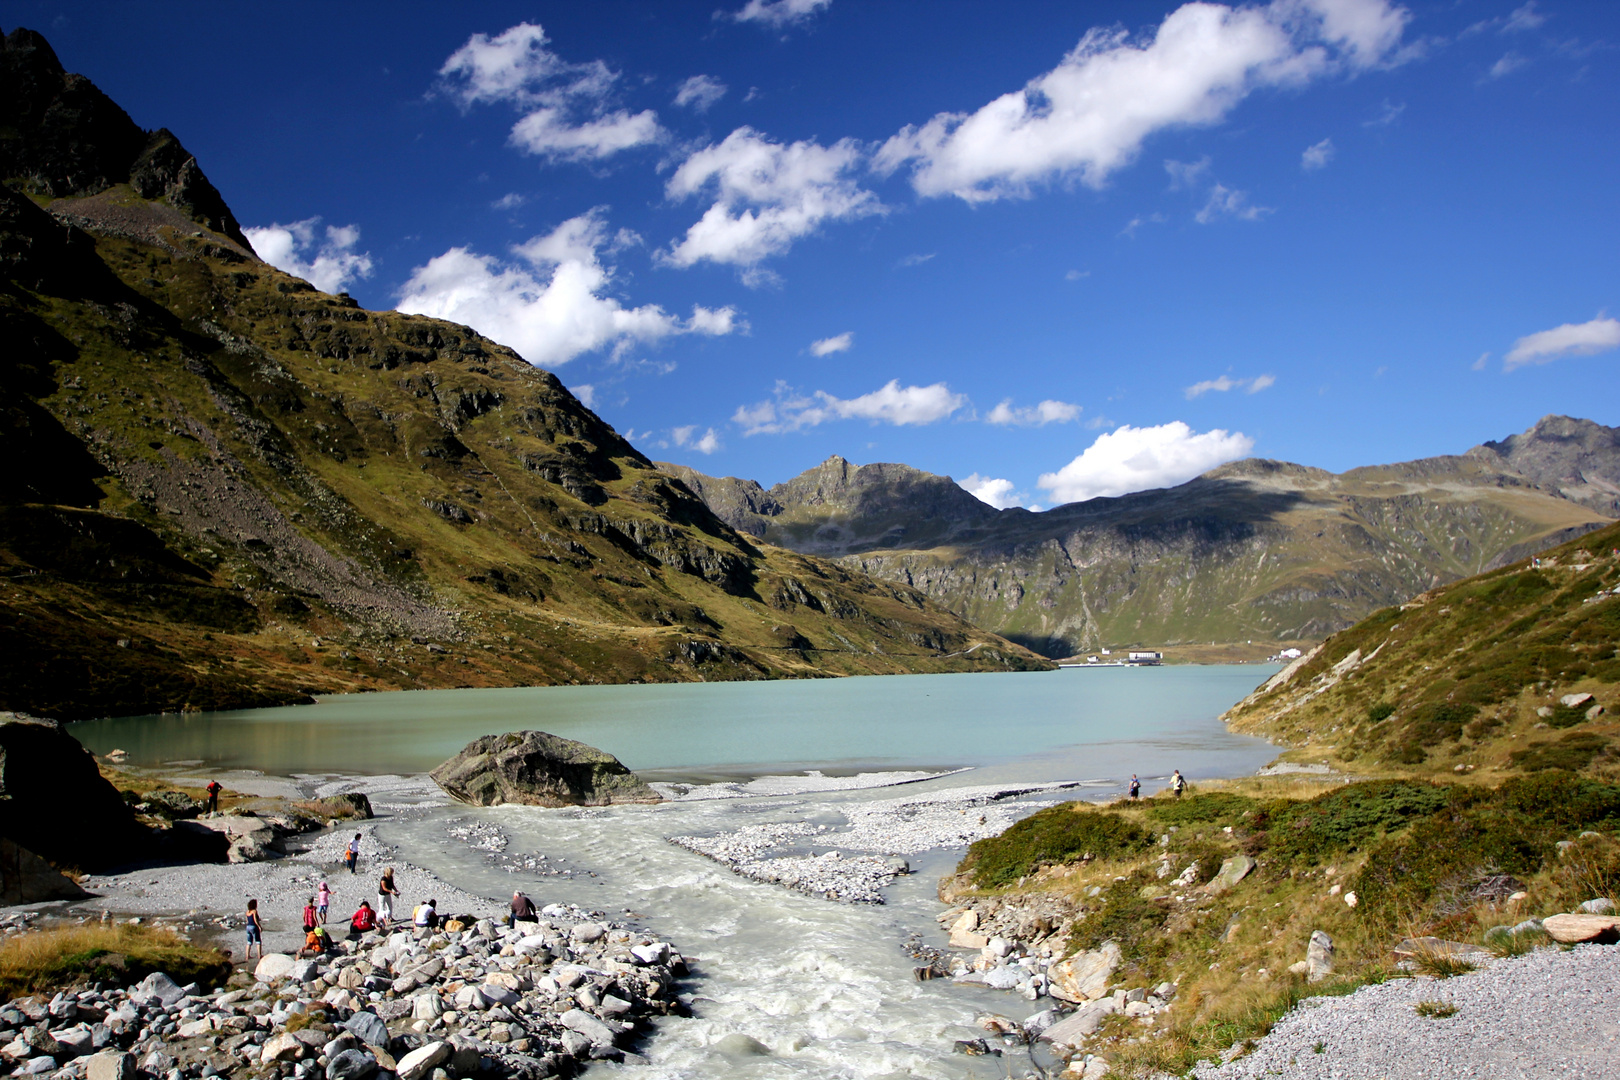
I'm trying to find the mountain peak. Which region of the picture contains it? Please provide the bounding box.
[1469,414,1620,516]
[1,26,251,250]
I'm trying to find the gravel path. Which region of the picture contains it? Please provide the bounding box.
[1194,945,1620,1079]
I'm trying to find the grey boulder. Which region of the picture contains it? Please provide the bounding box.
[429,730,661,807]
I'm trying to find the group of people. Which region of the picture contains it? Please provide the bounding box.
[1126,770,1187,799]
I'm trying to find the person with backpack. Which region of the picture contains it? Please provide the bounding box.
[1129,775,1141,799]
[1171,770,1187,798]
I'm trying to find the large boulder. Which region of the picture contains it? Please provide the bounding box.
[429,731,660,807]
[0,713,148,871]
[1048,941,1121,1003]
[0,838,87,903]
[1542,913,1620,944]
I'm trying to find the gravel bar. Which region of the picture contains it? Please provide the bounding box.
[1194,944,1620,1079]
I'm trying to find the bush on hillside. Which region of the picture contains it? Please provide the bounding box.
[1252,781,1451,865]
[962,804,1154,888]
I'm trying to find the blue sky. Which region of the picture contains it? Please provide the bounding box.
[18,0,1619,507]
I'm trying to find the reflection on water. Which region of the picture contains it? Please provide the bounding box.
[73,666,1279,785]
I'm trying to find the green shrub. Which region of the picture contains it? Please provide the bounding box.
[1067,869,1171,964]
[1509,734,1611,773]
[1366,702,1396,723]
[1143,792,1258,826]
[961,804,1154,888]
[1405,703,1480,746]
[1256,781,1451,865]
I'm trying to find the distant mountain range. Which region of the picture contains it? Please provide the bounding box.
[0,26,1047,720]
[661,415,1619,657]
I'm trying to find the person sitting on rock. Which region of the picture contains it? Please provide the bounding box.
[510,890,538,924]
[349,899,377,938]
[298,925,334,958]
[413,898,438,930]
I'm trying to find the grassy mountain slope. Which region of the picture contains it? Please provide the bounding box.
[1223,519,1620,778]
[0,28,1048,721]
[665,446,1612,658]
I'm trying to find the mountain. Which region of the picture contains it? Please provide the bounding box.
[0,27,1049,721]
[1221,518,1620,777]
[663,421,1616,657]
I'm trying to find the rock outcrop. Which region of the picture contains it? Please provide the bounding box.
[0,713,147,872]
[430,731,661,808]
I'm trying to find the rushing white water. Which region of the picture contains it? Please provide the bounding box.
[79,666,1283,1077]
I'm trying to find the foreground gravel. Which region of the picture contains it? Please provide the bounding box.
[1194,944,1620,1079]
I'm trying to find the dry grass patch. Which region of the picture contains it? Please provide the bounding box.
[0,924,231,1000]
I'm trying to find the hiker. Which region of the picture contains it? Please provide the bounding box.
[244,899,263,962]
[1171,770,1187,798]
[511,890,538,924]
[377,866,399,928]
[316,881,332,925]
[302,897,318,933]
[1129,774,1141,799]
[298,925,334,959]
[205,779,222,814]
[413,897,439,930]
[349,900,377,938]
[346,833,361,874]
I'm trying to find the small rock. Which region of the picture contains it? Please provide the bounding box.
[1579,898,1617,915]
[1561,693,1594,708]
[1588,705,1606,720]
[343,1011,389,1049]
[325,1049,378,1080]
[1202,856,1257,897]
[84,1051,135,1080]
[1542,913,1620,944]
[713,1034,770,1056]
[394,1041,450,1080]
[255,954,297,982]
[262,1033,302,1063]
[559,1009,616,1048]
[1307,930,1334,981]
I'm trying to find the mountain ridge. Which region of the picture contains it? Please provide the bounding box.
[663,415,1617,656]
[0,26,1050,721]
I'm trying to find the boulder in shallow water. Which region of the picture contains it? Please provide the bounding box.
[429,730,660,807]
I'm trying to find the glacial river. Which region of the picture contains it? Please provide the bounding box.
[76,665,1280,1079]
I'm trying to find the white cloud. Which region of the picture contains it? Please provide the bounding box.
[1363,98,1405,126]
[1301,137,1335,169]
[1065,269,1090,281]
[439,23,664,163]
[1503,3,1547,34]
[810,332,853,356]
[573,383,598,408]
[244,218,373,294]
[1504,317,1620,371]
[730,0,832,28]
[491,192,526,210]
[1184,373,1275,398]
[899,252,936,267]
[1488,52,1528,79]
[662,127,882,268]
[733,379,966,434]
[674,75,728,112]
[1165,156,1212,190]
[1037,421,1254,504]
[1471,352,1490,372]
[509,107,664,162]
[672,425,723,454]
[395,210,740,368]
[986,399,1081,426]
[960,473,1020,509]
[876,0,1410,203]
[1195,183,1271,223]
[1120,212,1168,237]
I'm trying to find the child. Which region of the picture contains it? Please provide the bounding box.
[302,897,318,933]
[245,899,263,962]
[317,881,331,925]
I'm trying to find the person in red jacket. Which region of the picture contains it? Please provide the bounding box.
[349,900,377,938]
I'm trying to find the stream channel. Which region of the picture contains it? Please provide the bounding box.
[75,665,1280,1080]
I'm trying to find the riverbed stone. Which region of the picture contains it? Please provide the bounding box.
[1543,913,1620,943]
[1049,941,1121,1003]
[255,954,297,982]
[713,1034,770,1056]
[325,1049,377,1080]
[1040,999,1119,1047]
[395,1041,450,1080]
[559,1009,616,1048]
[84,1050,134,1080]
[429,731,661,807]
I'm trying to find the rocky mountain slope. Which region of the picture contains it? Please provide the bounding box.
[1223,519,1620,777]
[664,418,1616,657]
[0,26,1048,721]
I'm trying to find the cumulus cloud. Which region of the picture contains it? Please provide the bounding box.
[810,332,853,356]
[491,192,526,211]
[1196,183,1271,223]
[1184,373,1275,398]
[396,210,739,368]
[674,75,728,112]
[672,425,723,454]
[1301,137,1335,169]
[960,473,1020,509]
[662,127,882,269]
[243,218,373,294]
[986,399,1081,426]
[729,0,832,28]
[439,23,664,163]
[733,379,966,434]
[1503,317,1620,371]
[1038,421,1254,504]
[876,0,1410,203]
